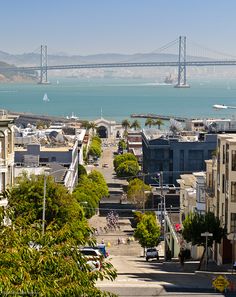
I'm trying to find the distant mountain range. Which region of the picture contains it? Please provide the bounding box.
[0,50,210,66]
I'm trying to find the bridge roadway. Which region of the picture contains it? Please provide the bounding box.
[2,60,236,72]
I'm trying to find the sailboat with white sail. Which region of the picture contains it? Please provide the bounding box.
[43,93,50,102]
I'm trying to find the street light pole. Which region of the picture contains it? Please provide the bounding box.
[201,232,213,271]
[42,173,47,236]
[41,168,74,236]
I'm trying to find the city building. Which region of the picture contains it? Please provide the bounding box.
[142,129,217,185]
[185,118,236,133]
[127,130,142,163]
[177,172,206,223]
[213,134,236,264]
[94,117,122,138]
[0,110,18,195]
[15,141,79,192]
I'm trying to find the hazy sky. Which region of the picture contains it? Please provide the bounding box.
[2,0,236,55]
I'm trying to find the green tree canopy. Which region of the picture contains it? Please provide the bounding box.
[121,119,131,132]
[88,136,102,158]
[78,164,87,178]
[0,217,116,296]
[1,175,117,295]
[116,160,139,178]
[73,171,109,218]
[155,119,164,129]
[134,213,161,248]
[118,139,127,150]
[113,153,137,171]
[182,212,226,247]
[127,178,151,209]
[131,120,141,130]
[8,174,86,231]
[145,118,155,128]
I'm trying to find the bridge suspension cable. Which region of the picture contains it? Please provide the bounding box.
[125,38,179,63]
[188,39,236,60]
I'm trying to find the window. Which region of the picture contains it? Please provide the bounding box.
[230,213,236,233]
[232,150,236,171]
[231,182,236,202]
[223,145,225,164]
[222,174,225,194]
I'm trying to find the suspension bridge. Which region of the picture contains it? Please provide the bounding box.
[1,36,236,87]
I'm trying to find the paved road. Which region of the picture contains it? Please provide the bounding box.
[90,140,236,296]
[98,255,234,296]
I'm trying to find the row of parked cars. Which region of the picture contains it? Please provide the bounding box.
[80,244,108,272]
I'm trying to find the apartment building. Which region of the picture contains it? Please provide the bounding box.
[0,111,17,195]
[177,172,206,224]
[215,134,236,264]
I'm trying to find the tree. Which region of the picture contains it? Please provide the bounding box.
[131,120,141,131]
[0,219,116,296]
[155,118,164,129]
[134,213,161,248]
[1,174,117,295]
[118,139,127,151]
[89,122,98,136]
[78,164,87,178]
[80,120,91,130]
[88,136,102,158]
[116,160,139,178]
[113,153,137,171]
[121,119,131,133]
[127,178,151,209]
[182,212,226,270]
[73,171,109,218]
[145,118,155,128]
[8,173,86,230]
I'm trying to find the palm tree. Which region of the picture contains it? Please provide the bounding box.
[131,120,141,130]
[155,118,164,130]
[89,121,97,136]
[145,118,155,128]
[121,119,131,132]
[80,120,90,130]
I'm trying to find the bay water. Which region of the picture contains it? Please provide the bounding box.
[0,78,236,123]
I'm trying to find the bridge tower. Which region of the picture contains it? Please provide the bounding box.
[38,45,49,84]
[175,36,189,88]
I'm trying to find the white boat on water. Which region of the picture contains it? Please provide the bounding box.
[66,112,79,120]
[43,93,50,102]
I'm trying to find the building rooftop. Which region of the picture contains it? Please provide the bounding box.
[15,144,75,152]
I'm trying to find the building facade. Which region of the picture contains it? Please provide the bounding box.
[15,142,79,191]
[0,111,17,195]
[142,130,217,185]
[214,134,236,264]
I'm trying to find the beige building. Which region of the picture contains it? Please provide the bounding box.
[178,172,206,224]
[0,111,17,195]
[215,134,236,264]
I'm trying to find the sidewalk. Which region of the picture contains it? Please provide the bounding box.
[160,259,236,294]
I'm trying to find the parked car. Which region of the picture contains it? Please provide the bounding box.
[80,248,103,271]
[146,247,159,261]
[102,163,109,168]
[94,162,99,167]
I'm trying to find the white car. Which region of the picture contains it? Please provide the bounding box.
[146,248,159,261]
[80,248,103,271]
